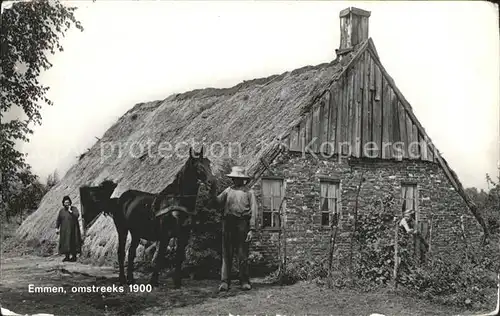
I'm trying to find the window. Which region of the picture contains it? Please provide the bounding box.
[261,178,284,228]
[320,180,340,227]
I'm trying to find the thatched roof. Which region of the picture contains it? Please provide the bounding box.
[15,42,364,264]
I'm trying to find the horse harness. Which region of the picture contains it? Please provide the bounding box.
[152,193,198,219]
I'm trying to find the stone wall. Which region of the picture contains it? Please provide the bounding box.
[249,150,483,270]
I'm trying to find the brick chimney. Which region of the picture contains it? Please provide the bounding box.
[337,7,371,55]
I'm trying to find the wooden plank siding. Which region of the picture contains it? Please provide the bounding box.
[398,101,409,159]
[312,103,321,152]
[283,135,290,149]
[283,48,442,166]
[347,69,354,154]
[382,78,392,159]
[372,63,383,158]
[369,57,375,91]
[329,86,338,154]
[391,89,402,160]
[341,74,349,155]
[299,120,306,152]
[352,55,362,157]
[305,112,312,153]
[355,55,363,157]
[361,51,371,157]
[336,81,344,155]
[322,92,331,154]
[419,133,428,161]
[405,112,413,159]
[412,124,419,158]
[289,126,300,151]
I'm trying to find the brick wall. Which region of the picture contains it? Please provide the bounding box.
[249,151,483,270]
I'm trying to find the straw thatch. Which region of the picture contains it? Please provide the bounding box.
[14,43,364,265]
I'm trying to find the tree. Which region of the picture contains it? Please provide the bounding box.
[484,172,500,235]
[1,0,83,215]
[467,171,500,236]
[46,169,59,189]
[5,167,47,222]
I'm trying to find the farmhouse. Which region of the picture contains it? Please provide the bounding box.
[17,7,487,269]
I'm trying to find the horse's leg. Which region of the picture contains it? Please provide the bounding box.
[127,235,140,284]
[150,235,169,286]
[173,229,189,289]
[115,219,127,285]
[118,231,127,285]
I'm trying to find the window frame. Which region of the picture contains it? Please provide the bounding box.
[261,176,285,230]
[319,177,341,227]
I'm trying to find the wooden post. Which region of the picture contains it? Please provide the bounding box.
[348,175,365,282]
[393,217,399,289]
[428,217,433,258]
[394,191,407,289]
[327,213,340,288]
[277,196,287,283]
[282,211,287,279]
[328,216,339,271]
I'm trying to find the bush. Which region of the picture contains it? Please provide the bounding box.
[268,257,329,285]
[352,194,397,286]
[399,252,498,308]
[333,191,500,309]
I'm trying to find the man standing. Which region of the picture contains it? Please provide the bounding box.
[215,166,258,292]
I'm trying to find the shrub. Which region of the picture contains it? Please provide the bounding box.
[399,253,498,308]
[268,257,329,285]
[352,194,396,286]
[345,193,500,308]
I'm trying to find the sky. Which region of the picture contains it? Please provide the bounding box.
[4,1,500,190]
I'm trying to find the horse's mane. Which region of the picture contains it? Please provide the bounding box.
[162,161,189,194]
[152,159,191,211]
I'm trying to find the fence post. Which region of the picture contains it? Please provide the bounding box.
[393,216,399,289]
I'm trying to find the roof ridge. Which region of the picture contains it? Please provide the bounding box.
[154,60,342,103]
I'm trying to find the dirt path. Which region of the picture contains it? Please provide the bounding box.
[0,254,483,316]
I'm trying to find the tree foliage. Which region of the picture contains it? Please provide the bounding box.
[4,167,48,222]
[1,0,83,216]
[46,169,59,189]
[466,170,500,235]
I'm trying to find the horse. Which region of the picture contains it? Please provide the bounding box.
[80,146,216,288]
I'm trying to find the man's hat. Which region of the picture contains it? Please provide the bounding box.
[226,166,250,179]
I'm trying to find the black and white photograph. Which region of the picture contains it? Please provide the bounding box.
[1,1,499,315]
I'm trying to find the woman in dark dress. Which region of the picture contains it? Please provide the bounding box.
[56,196,82,262]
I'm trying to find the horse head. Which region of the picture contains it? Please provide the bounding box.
[187,146,215,187]
[80,180,118,232]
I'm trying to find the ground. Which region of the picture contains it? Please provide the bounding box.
[0,221,497,315]
[2,252,494,316]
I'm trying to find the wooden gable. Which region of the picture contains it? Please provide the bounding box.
[285,41,435,163]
